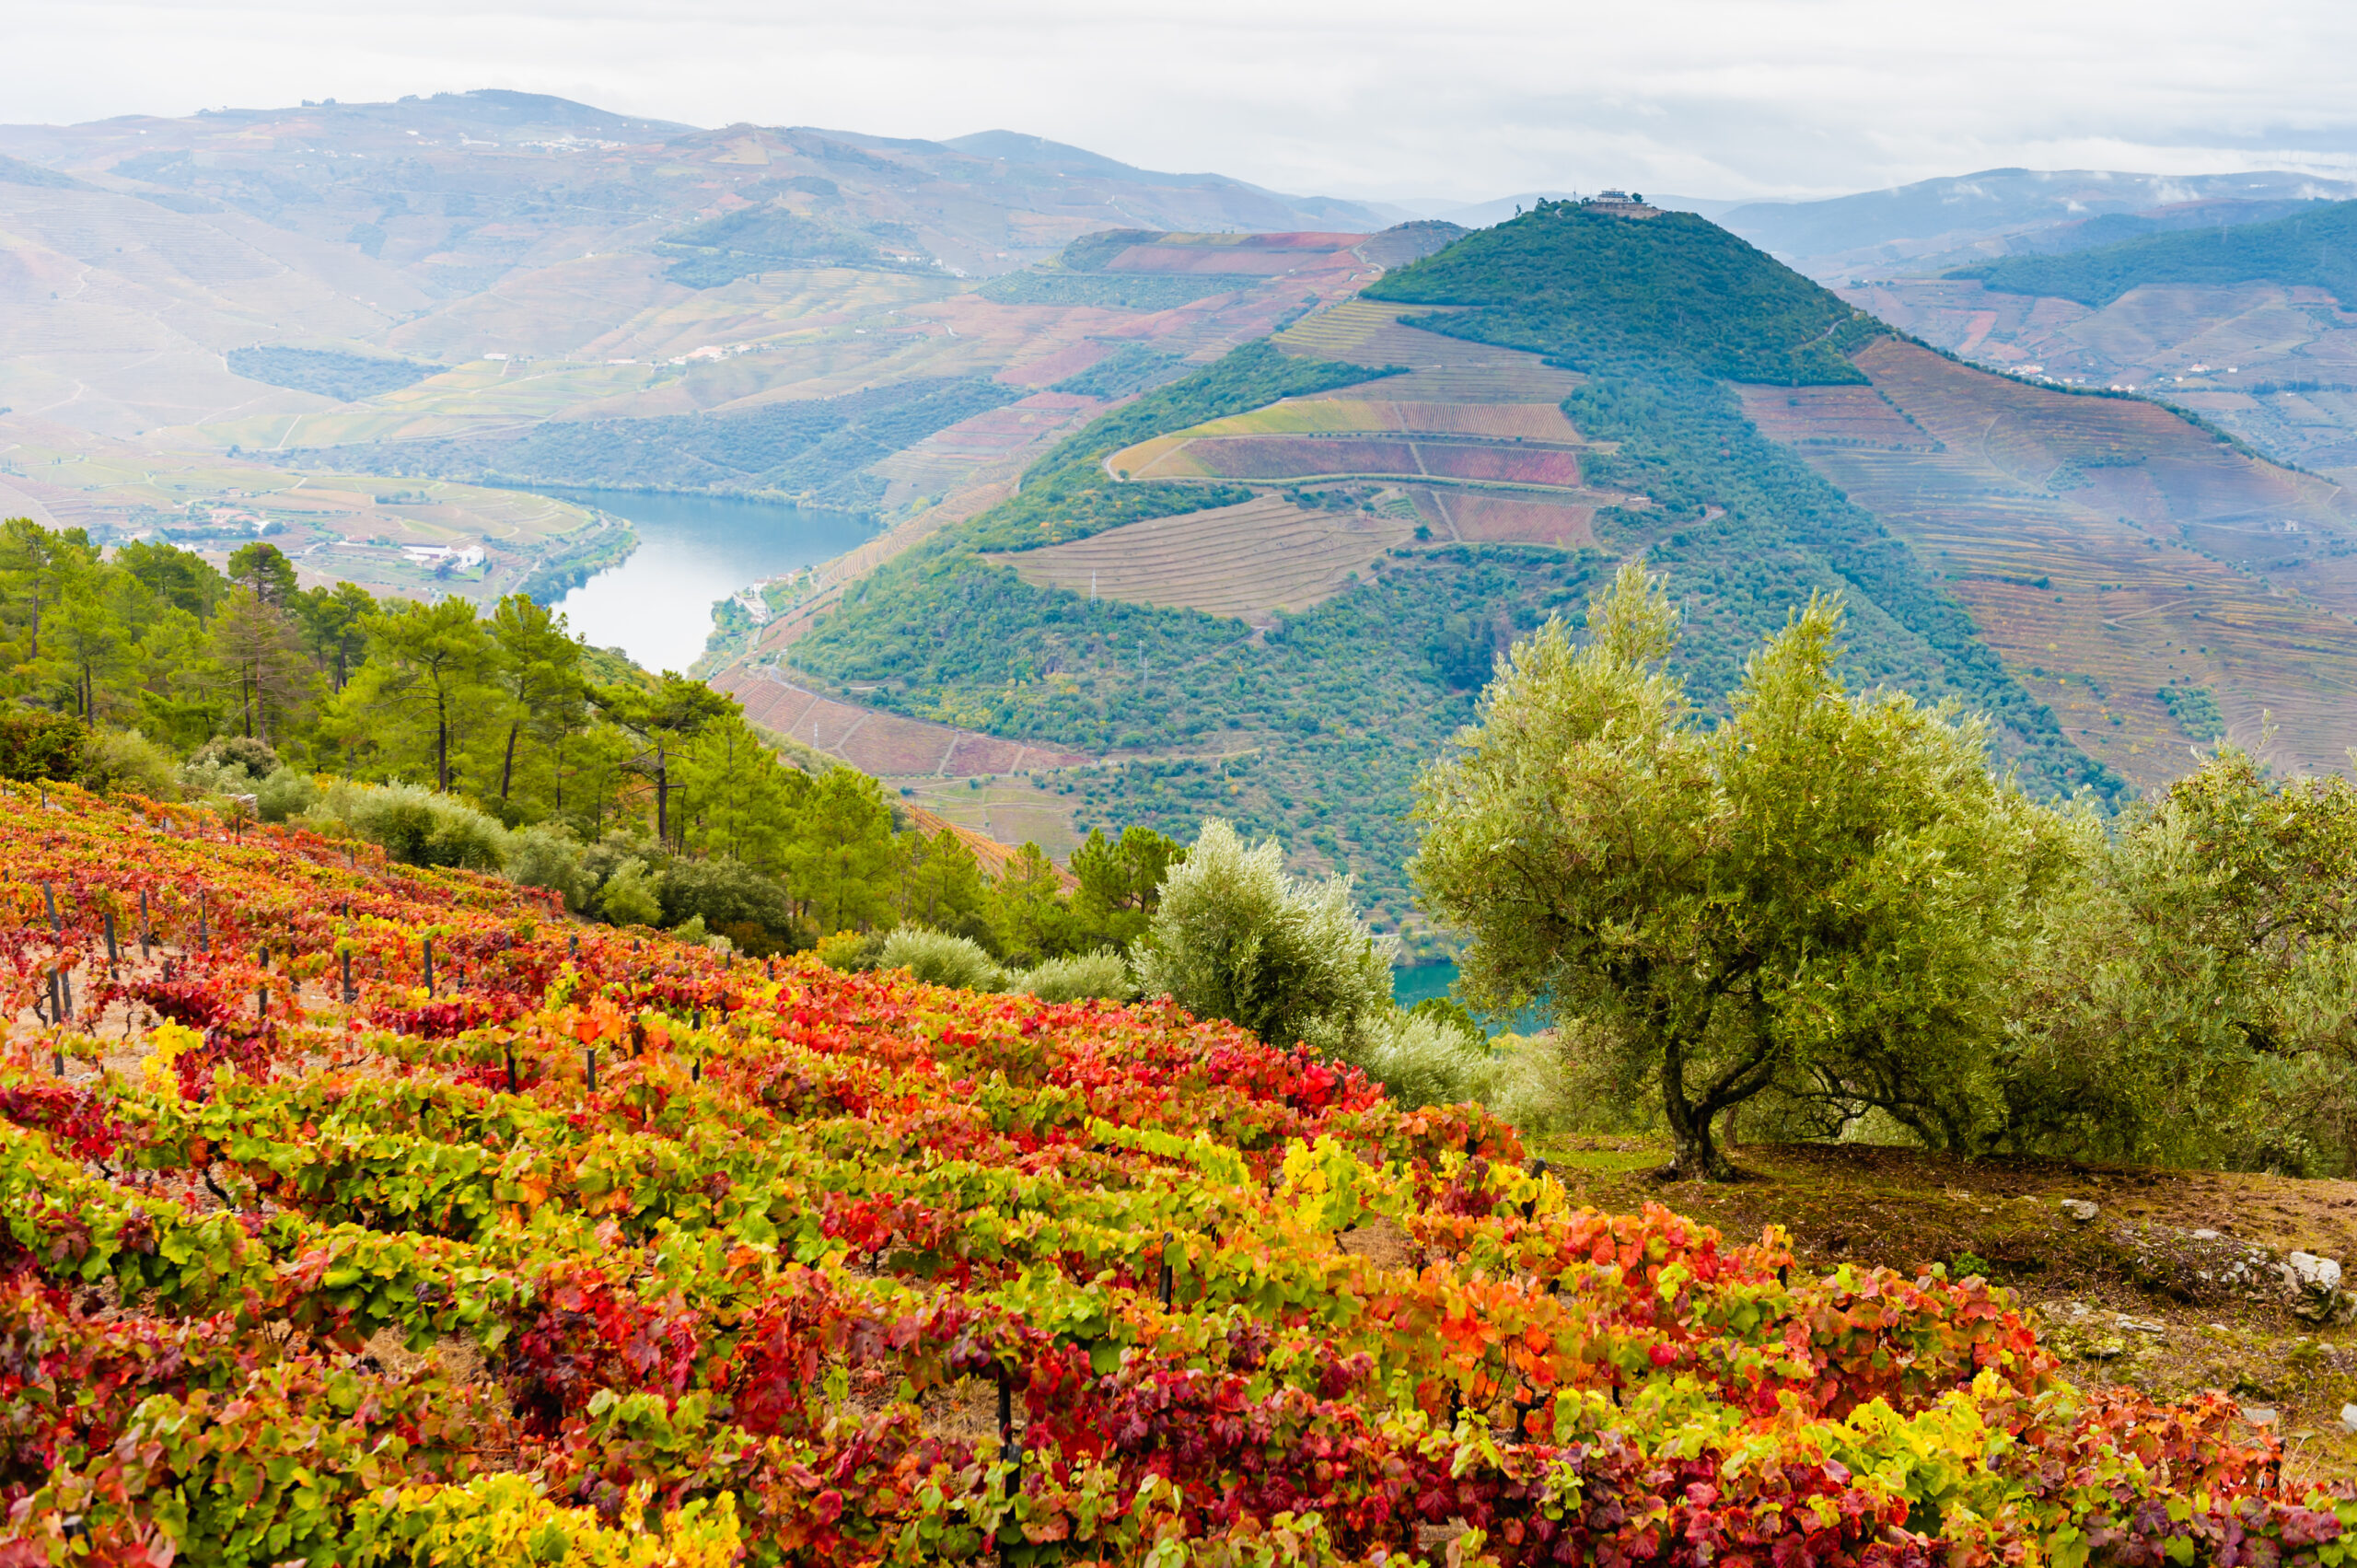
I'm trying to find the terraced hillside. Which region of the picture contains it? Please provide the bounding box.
[0,91,1408,602]
[1094,301,1633,552]
[770,203,2150,940]
[1739,337,2357,782]
[986,494,1412,622]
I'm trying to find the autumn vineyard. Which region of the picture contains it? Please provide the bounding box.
[1,780,2351,1566]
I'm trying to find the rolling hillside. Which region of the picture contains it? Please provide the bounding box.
[749,197,2357,937]
[0,91,1407,603]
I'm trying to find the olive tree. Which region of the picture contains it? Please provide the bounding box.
[2003,744,2357,1172]
[1411,561,2072,1179]
[1131,819,1395,1058]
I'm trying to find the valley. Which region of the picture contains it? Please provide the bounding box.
[6,91,2357,931]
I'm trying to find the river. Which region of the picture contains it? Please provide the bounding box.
[537,488,877,672]
[1393,960,1549,1036]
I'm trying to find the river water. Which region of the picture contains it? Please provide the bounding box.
[1394,960,1550,1036]
[538,488,876,672]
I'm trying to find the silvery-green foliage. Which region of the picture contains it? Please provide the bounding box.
[306,778,511,870]
[1010,947,1134,1003]
[505,827,593,912]
[254,766,319,824]
[1130,819,1396,1055]
[1355,1008,1492,1109]
[880,924,1006,993]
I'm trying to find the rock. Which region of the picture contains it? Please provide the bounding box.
[2060,1199,2099,1223]
[2190,1228,2222,1241]
[2242,1406,2279,1426]
[2282,1251,2350,1322]
[2340,1403,2357,1434]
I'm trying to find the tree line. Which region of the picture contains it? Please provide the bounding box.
[0,517,1175,965]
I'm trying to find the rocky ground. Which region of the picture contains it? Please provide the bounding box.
[1542,1136,2357,1483]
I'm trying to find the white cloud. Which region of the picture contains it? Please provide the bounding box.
[10,0,2357,202]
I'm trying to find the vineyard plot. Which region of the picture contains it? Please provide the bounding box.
[0,784,2347,1564]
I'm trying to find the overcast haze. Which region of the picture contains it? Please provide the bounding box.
[12,0,2357,203]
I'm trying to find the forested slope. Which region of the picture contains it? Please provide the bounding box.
[774,203,2124,936]
[1364,201,2118,800]
[1954,199,2357,308]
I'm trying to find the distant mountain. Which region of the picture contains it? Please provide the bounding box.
[1953,199,2357,308]
[764,197,2357,935]
[0,91,1395,292]
[1714,168,2355,274]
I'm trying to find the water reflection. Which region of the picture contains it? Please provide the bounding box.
[537,488,875,672]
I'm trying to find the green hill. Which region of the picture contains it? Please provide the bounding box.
[1952,199,2357,308]
[776,208,2125,938]
[1365,200,1882,383]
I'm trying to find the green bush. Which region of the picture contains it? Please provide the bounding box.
[0,708,89,783]
[598,857,663,928]
[190,735,280,779]
[1010,947,1134,1003]
[879,925,1005,992]
[657,855,794,945]
[815,929,886,972]
[1130,819,1395,1057]
[505,826,593,912]
[77,728,180,799]
[1354,1009,1491,1109]
[307,779,510,870]
[254,766,319,823]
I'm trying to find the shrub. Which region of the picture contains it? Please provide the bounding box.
[879,925,1005,992]
[1355,1008,1492,1109]
[0,708,90,783]
[1130,819,1395,1056]
[1010,947,1134,1003]
[308,779,510,870]
[189,735,279,780]
[657,856,793,945]
[814,929,886,972]
[254,766,319,823]
[598,858,664,928]
[505,827,592,912]
[76,728,180,799]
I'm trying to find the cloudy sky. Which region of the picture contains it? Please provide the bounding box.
[14,0,2357,203]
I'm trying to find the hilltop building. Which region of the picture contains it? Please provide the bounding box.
[1583,189,1661,219]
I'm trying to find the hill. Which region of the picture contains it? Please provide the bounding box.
[0,91,1405,606]
[752,197,2357,925]
[752,206,2110,938]
[1,782,2343,1560]
[1953,200,2357,309]
[1712,168,2357,283]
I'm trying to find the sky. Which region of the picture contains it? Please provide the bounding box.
[13,0,2357,204]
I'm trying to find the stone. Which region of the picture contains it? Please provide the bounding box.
[2242,1406,2280,1426]
[2190,1228,2222,1241]
[2060,1199,2099,1223]
[2282,1251,2346,1323]
[2340,1403,2357,1434]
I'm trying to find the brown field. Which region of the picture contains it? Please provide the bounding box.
[714,666,1092,779]
[985,494,1412,623]
[1741,385,1938,448]
[1144,433,1587,490]
[1413,489,1598,547]
[1743,336,2357,784]
[900,779,1089,867]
